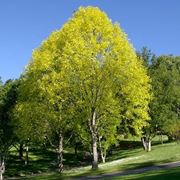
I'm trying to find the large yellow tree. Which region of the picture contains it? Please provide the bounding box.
[14,7,151,170]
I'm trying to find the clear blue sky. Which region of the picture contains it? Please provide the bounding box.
[0,0,180,82]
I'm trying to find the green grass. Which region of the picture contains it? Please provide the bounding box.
[65,141,180,178]
[4,137,180,179]
[19,166,180,180]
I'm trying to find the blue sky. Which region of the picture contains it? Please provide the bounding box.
[0,0,180,82]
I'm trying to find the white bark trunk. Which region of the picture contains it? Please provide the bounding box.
[58,133,63,173]
[0,158,5,180]
[147,140,151,152]
[101,154,106,163]
[141,137,147,151]
[92,137,98,168]
[91,111,98,169]
[98,136,106,163]
[141,137,151,152]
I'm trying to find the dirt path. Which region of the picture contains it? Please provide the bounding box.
[75,161,180,180]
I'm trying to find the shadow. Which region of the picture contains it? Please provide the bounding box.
[5,146,92,178]
[63,151,91,168]
[106,145,143,162]
[5,148,57,177]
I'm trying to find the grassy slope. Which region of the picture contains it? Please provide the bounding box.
[68,142,180,177]
[20,167,180,180]
[14,141,180,179]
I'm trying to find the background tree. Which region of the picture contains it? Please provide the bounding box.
[136,47,159,151]
[0,79,18,179]
[137,47,156,67]
[150,56,180,141]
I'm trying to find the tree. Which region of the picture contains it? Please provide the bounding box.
[14,74,76,172]
[15,6,151,171]
[57,7,151,168]
[14,32,77,172]
[0,79,18,179]
[136,47,158,151]
[137,47,156,67]
[150,56,180,141]
[0,78,4,180]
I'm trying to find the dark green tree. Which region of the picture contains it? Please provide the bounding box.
[137,47,156,67]
[0,79,19,179]
[150,56,180,141]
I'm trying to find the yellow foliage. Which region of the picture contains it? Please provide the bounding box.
[15,6,151,141]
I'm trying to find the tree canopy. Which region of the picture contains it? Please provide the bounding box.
[14,6,151,170]
[150,56,180,140]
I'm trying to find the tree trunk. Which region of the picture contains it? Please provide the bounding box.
[92,135,98,169]
[147,140,151,152]
[101,152,106,163]
[58,133,63,173]
[141,137,151,152]
[19,143,23,161]
[25,144,29,166]
[90,111,98,169]
[0,156,5,180]
[98,136,106,163]
[141,137,147,151]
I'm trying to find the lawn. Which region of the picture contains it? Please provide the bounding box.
[4,137,180,179]
[17,166,180,180]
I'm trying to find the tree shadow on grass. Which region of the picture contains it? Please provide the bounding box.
[5,148,57,177]
[106,143,143,162]
[5,147,91,178]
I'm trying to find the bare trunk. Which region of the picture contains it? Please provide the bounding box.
[141,137,151,152]
[101,153,106,163]
[141,137,147,151]
[90,111,98,169]
[92,135,98,169]
[0,156,5,180]
[98,136,106,163]
[58,133,63,173]
[147,140,151,152]
[25,144,28,166]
